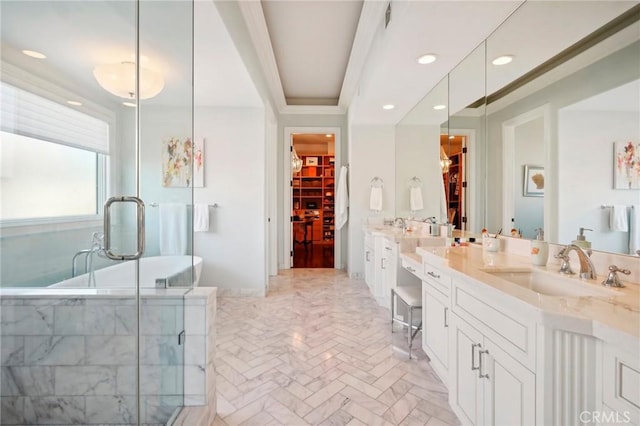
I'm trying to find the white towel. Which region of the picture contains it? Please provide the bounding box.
[159,203,187,255]
[630,205,640,255]
[335,166,349,230]
[610,205,628,232]
[369,187,383,212]
[410,187,424,211]
[193,204,209,232]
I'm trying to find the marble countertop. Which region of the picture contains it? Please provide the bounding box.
[413,244,640,341]
[362,224,446,245]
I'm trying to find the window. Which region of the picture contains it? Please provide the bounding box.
[0,81,110,222]
[0,132,107,220]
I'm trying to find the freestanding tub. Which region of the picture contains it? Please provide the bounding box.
[49,255,203,288]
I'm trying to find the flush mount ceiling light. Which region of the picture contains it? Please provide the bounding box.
[433,104,446,110]
[492,55,514,66]
[93,61,164,100]
[417,54,437,65]
[22,50,46,59]
[383,104,395,110]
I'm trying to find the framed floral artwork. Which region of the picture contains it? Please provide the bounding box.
[614,141,639,189]
[523,165,544,197]
[162,137,204,187]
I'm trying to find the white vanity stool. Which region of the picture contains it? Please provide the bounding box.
[390,285,422,359]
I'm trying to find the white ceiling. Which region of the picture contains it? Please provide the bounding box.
[1,0,638,125]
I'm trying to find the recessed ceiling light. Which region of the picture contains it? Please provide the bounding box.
[122,102,136,107]
[433,104,446,110]
[492,55,514,66]
[449,135,455,140]
[67,101,82,106]
[325,134,332,138]
[417,54,437,65]
[22,50,46,59]
[383,104,395,110]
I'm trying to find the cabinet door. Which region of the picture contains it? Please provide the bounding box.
[450,314,483,426]
[482,337,535,426]
[364,245,374,292]
[424,287,449,379]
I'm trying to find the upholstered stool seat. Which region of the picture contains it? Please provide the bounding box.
[391,285,422,359]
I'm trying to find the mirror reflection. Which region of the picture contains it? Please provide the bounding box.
[396,1,639,256]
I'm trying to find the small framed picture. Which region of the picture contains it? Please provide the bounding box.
[523,165,544,197]
[306,157,318,166]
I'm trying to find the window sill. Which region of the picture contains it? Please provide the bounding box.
[0,215,103,238]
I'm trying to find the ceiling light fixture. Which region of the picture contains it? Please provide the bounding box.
[417,54,436,65]
[93,61,164,100]
[492,55,514,66]
[383,104,395,110]
[291,147,303,174]
[325,134,332,138]
[122,102,137,108]
[440,146,452,173]
[22,50,46,59]
[433,104,446,110]
[67,101,82,106]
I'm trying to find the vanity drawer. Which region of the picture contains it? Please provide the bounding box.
[402,257,424,280]
[452,282,535,369]
[423,262,451,297]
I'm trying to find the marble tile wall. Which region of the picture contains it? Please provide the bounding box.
[0,291,215,425]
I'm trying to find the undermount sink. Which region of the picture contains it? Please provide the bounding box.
[485,270,618,298]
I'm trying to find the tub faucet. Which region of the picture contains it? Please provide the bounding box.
[86,232,106,287]
[555,244,597,279]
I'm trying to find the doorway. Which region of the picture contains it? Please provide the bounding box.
[291,133,335,268]
[441,134,467,232]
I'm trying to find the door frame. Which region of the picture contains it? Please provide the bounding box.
[283,126,342,269]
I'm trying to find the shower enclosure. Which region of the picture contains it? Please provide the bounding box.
[1,1,199,424]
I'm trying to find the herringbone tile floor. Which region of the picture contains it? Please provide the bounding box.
[213,269,460,426]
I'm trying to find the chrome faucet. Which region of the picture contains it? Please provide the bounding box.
[555,244,597,279]
[394,217,407,233]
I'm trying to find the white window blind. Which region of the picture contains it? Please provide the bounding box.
[0,81,109,154]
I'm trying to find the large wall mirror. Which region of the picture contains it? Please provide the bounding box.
[396,1,639,257]
[484,1,639,255]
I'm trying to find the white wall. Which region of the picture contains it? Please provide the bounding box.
[558,110,639,253]
[132,106,266,294]
[347,124,396,278]
[194,107,266,294]
[513,117,544,239]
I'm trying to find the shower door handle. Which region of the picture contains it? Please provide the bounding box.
[103,196,146,261]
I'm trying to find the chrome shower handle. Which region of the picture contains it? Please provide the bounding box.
[103,196,145,261]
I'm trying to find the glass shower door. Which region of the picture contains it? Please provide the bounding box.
[0,1,193,424]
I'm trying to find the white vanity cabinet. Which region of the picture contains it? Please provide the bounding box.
[421,261,452,385]
[364,233,375,293]
[450,312,535,426]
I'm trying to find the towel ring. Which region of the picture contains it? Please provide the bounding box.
[370,176,384,188]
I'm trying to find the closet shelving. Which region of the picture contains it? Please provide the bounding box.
[293,155,335,242]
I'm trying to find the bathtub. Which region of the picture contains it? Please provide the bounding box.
[49,255,203,288]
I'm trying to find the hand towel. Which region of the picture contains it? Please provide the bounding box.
[410,187,424,211]
[193,204,209,232]
[369,187,383,212]
[159,203,187,255]
[335,166,349,230]
[630,205,640,255]
[610,205,628,232]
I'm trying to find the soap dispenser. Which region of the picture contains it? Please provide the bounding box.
[572,227,593,249]
[530,228,548,266]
